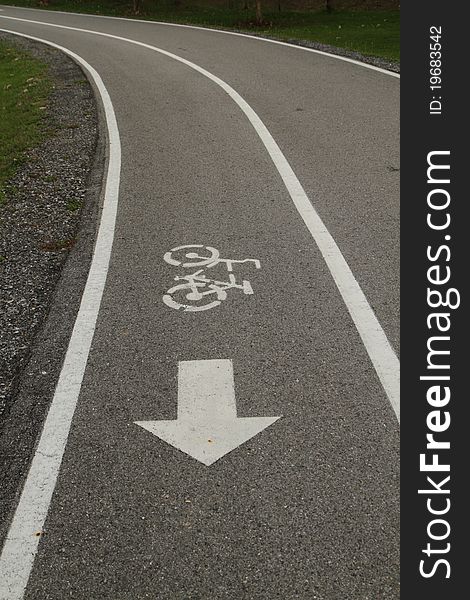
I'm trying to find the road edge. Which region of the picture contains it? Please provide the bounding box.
[0,33,107,547]
[0,4,400,77]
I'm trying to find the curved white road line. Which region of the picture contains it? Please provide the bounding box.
[0,16,400,420]
[1,5,399,78]
[2,14,401,416]
[0,29,121,600]
[0,18,399,598]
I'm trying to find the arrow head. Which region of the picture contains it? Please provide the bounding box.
[135,416,280,466]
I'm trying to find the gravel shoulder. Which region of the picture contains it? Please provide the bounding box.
[274,37,399,73]
[0,32,104,536]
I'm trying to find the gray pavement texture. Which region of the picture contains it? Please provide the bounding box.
[0,6,399,600]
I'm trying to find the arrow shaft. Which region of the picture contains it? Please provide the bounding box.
[177,359,237,422]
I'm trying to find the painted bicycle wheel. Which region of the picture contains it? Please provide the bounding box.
[163,245,219,268]
[163,282,226,312]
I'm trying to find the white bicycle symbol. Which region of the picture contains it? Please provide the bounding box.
[163,245,261,312]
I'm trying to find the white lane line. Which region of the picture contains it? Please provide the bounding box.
[0,15,400,421]
[1,5,399,78]
[0,30,121,600]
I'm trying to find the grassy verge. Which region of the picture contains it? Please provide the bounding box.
[0,1,400,62]
[0,40,52,204]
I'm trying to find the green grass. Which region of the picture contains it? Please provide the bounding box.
[0,40,52,204]
[262,10,399,61]
[66,198,81,211]
[0,1,400,62]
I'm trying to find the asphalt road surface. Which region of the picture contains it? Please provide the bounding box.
[0,6,400,599]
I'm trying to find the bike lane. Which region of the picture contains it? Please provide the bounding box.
[0,17,399,600]
[0,5,400,358]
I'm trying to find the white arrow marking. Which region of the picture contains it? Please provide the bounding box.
[135,360,280,466]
